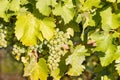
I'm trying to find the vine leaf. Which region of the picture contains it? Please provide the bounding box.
[51,68,61,80]
[100,7,120,31]
[100,46,116,66]
[106,0,116,2]
[37,58,49,80]
[9,0,20,12]
[15,12,55,46]
[20,0,28,5]
[36,0,51,16]
[39,18,56,41]
[15,12,43,46]
[53,0,75,24]
[90,32,119,66]
[24,57,49,80]
[82,0,102,11]
[24,56,38,77]
[118,0,120,3]
[66,45,87,76]
[0,0,9,21]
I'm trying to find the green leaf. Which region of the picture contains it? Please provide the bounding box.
[106,0,116,2]
[51,68,61,80]
[100,46,116,66]
[66,45,86,76]
[36,0,51,16]
[118,0,120,3]
[90,32,118,66]
[24,57,37,76]
[39,18,56,41]
[24,57,49,80]
[9,0,20,12]
[76,14,82,23]
[88,11,101,26]
[48,0,57,7]
[82,0,102,11]
[90,31,109,52]
[20,0,28,5]
[37,58,49,80]
[53,0,75,24]
[15,12,43,46]
[100,7,120,31]
[0,0,9,21]
[114,46,120,61]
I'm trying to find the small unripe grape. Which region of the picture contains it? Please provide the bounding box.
[47,28,71,71]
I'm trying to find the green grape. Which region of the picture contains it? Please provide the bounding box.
[26,41,48,59]
[12,44,26,60]
[47,29,71,71]
[0,24,7,48]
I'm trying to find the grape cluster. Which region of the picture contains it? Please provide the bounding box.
[12,41,46,62]
[47,29,70,70]
[12,44,26,60]
[0,25,7,48]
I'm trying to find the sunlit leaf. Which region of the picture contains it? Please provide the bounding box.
[51,68,61,80]
[9,0,20,12]
[106,0,116,2]
[15,12,43,46]
[36,0,51,16]
[82,0,102,11]
[53,0,75,24]
[100,7,120,31]
[90,32,118,66]
[20,0,28,5]
[118,0,120,3]
[37,58,49,80]
[24,57,37,76]
[24,57,49,80]
[0,0,9,21]
[66,45,87,76]
[39,18,56,41]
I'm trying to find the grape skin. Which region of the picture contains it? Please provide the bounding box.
[47,29,70,71]
[0,25,7,48]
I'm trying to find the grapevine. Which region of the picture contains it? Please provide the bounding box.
[0,0,120,80]
[47,29,70,71]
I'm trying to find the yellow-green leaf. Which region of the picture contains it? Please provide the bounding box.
[100,7,120,31]
[39,18,56,41]
[37,58,49,80]
[9,0,20,12]
[66,45,86,76]
[0,0,9,21]
[52,0,75,24]
[106,0,116,2]
[82,0,102,11]
[24,57,49,80]
[36,0,51,16]
[15,12,43,46]
[51,68,61,80]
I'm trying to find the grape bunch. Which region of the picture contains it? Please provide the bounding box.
[0,24,7,48]
[47,29,70,71]
[12,44,26,60]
